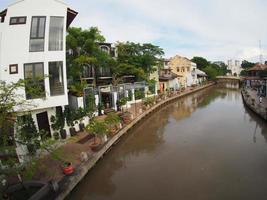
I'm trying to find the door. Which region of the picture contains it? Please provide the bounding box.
[36,112,51,138]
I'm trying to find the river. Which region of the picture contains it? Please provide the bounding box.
[68,87,267,200]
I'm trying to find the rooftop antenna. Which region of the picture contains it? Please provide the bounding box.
[259,40,263,64]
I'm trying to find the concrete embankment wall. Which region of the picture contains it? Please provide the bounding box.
[56,82,215,200]
[241,90,267,121]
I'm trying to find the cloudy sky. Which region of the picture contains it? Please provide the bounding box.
[1,0,267,62]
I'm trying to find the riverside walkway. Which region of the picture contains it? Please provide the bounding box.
[55,82,215,200]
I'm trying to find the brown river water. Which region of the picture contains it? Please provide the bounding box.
[67,87,267,200]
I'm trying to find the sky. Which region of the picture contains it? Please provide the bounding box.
[1,0,267,62]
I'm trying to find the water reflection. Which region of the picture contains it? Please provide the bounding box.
[69,88,267,200]
[243,102,267,143]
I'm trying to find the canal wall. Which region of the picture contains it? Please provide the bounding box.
[241,89,267,121]
[55,82,215,200]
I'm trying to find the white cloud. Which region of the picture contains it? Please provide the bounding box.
[61,0,267,61]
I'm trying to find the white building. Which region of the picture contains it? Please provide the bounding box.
[159,59,180,92]
[196,69,207,84]
[0,0,77,138]
[227,59,242,76]
[186,62,198,86]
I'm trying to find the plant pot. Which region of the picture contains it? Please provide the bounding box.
[60,129,67,139]
[79,123,85,132]
[109,127,117,136]
[62,162,74,175]
[102,135,108,142]
[69,127,76,137]
[90,142,102,152]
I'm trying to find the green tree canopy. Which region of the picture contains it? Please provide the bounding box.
[191,56,209,70]
[241,60,255,69]
[117,42,164,80]
[66,27,114,83]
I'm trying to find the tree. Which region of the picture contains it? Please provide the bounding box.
[191,57,209,70]
[240,70,248,76]
[241,60,255,69]
[66,27,112,90]
[0,80,49,194]
[202,65,218,80]
[117,42,164,80]
[85,119,108,144]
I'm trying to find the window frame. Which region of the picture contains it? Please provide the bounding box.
[49,16,64,51]
[24,62,45,99]
[48,61,65,96]
[29,16,46,52]
[9,16,27,25]
[9,64,18,74]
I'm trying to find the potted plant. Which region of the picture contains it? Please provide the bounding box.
[50,110,67,140]
[64,106,76,136]
[119,111,132,124]
[105,112,121,136]
[117,97,128,112]
[62,162,74,175]
[76,108,87,132]
[85,119,108,151]
[98,103,105,116]
[69,81,87,97]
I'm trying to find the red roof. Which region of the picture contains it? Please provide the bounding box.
[248,63,267,71]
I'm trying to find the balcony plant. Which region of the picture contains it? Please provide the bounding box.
[69,81,87,97]
[85,119,108,151]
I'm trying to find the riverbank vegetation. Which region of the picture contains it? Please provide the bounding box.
[191,56,229,79]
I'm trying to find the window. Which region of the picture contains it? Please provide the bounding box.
[24,63,45,99]
[182,67,185,72]
[98,67,111,77]
[30,16,46,52]
[177,67,180,72]
[100,46,109,54]
[9,64,18,74]
[49,17,64,51]
[82,65,94,78]
[9,16,26,25]
[49,61,64,96]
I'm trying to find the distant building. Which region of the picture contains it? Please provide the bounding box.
[196,69,207,84]
[159,59,180,92]
[227,59,242,76]
[169,55,198,87]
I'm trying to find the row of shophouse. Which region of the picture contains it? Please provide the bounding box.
[158,55,207,92]
[0,0,207,149]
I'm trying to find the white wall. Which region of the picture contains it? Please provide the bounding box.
[0,0,69,112]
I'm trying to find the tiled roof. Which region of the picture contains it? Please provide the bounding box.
[248,63,267,71]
